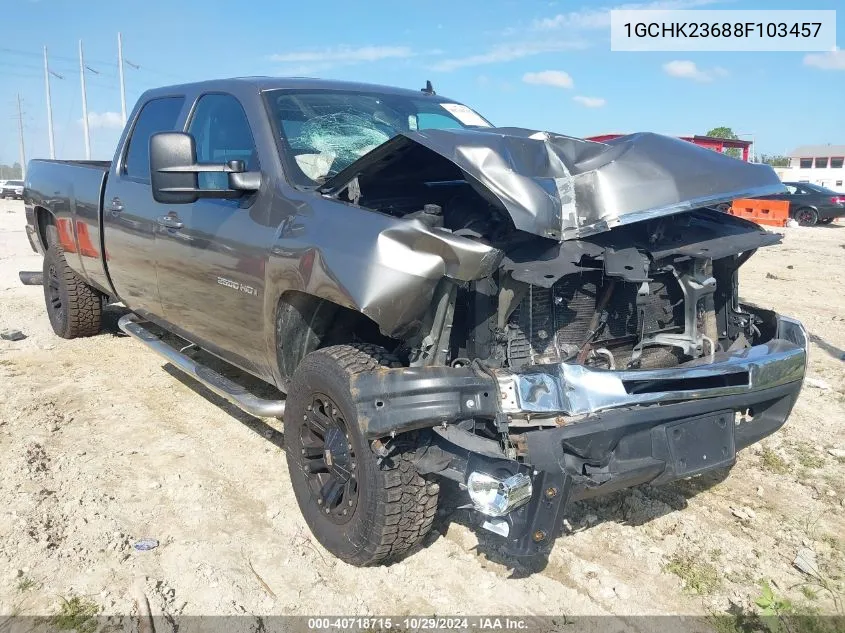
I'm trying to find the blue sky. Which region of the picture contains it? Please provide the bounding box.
[1,0,842,164]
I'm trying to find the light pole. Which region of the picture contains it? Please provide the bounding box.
[79,40,91,160]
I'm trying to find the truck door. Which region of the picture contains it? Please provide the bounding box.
[102,96,185,319]
[155,92,271,372]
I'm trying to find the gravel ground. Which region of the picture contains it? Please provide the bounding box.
[1,198,843,628]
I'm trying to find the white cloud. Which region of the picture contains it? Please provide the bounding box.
[573,95,606,108]
[533,0,721,31]
[79,111,124,130]
[522,70,574,88]
[269,46,413,64]
[803,48,845,71]
[431,41,586,72]
[662,60,727,82]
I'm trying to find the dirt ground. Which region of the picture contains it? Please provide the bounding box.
[1,198,843,627]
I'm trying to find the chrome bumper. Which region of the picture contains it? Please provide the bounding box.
[495,314,808,417]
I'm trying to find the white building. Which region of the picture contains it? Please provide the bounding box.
[774,144,845,192]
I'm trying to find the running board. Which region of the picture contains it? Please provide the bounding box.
[117,313,286,418]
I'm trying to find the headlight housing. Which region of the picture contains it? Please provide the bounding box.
[466,471,533,517]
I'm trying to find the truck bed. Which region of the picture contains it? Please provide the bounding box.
[25,159,112,296]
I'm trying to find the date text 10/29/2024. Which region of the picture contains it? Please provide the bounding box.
[307,617,530,631]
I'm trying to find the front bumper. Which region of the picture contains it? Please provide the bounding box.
[351,313,807,557]
[495,314,807,418]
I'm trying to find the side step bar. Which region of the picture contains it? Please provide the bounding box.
[118,313,286,418]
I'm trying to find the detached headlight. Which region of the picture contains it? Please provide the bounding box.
[466,471,533,517]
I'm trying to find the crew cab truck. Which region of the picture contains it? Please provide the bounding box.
[24,77,808,565]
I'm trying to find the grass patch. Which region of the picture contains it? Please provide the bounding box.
[664,552,722,595]
[760,448,791,475]
[51,595,99,633]
[792,442,826,469]
[16,576,36,592]
[708,582,844,633]
[802,586,819,601]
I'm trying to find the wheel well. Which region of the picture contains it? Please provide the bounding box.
[35,206,55,250]
[274,291,399,381]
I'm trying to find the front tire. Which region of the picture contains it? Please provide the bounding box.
[284,344,439,566]
[43,241,103,338]
[796,207,818,226]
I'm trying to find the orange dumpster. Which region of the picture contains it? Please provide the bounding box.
[728,199,790,227]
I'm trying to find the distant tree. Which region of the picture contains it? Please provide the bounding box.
[706,126,742,158]
[759,154,790,167]
[0,163,23,179]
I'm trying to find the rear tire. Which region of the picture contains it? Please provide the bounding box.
[796,207,818,226]
[284,344,439,566]
[42,241,103,338]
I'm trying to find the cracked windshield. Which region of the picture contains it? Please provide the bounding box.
[265,89,491,185]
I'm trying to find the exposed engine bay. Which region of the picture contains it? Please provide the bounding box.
[322,149,779,377]
[318,127,785,381]
[452,211,772,376]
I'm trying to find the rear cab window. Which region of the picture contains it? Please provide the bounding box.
[122,96,186,183]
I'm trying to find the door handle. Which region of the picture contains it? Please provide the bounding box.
[157,215,184,230]
[109,197,124,215]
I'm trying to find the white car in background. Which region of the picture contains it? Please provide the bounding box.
[1,180,24,199]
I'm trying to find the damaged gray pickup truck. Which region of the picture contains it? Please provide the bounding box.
[24,77,807,565]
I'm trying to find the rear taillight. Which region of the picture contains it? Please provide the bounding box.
[831,196,845,205]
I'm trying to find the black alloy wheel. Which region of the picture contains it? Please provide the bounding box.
[299,392,359,524]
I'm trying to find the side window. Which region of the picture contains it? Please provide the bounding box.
[784,184,798,194]
[123,97,185,182]
[188,93,258,190]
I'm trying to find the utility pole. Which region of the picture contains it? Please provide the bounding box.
[43,46,56,159]
[79,39,91,160]
[117,32,127,125]
[17,94,26,179]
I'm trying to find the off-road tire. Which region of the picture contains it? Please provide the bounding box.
[284,343,439,566]
[796,207,818,226]
[42,240,103,338]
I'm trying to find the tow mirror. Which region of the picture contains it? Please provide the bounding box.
[149,132,261,204]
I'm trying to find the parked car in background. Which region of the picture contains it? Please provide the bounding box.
[2,180,25,199]
[761,182,845,226]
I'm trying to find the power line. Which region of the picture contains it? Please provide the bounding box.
[0,46,113,68]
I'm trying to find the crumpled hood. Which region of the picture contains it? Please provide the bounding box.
[322,127,785,241]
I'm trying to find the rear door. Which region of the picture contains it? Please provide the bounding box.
[102,96,185,318]
[155,92,272,372]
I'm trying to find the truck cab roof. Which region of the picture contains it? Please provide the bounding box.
[139,76,450,102]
